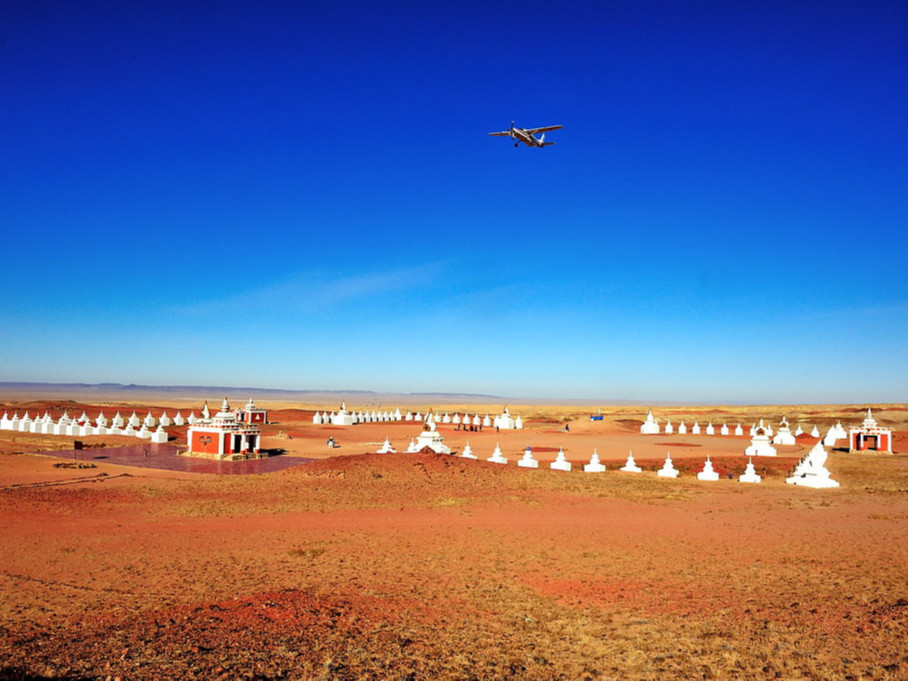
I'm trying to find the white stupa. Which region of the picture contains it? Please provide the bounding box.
[640,409,660,435]
[150,425,168,444]
[460,441,477,459]
[832,420,847,439]
[786,441,840,489]
[745,420,777,457]
[734,424,744,436]
[517,446,538,469]
[691,422,701,435]
[332,403,355,426]
[405,438,419,453]
[772,417,796,446]
[128,412,141,428]
[664,419,674,435]
[739,458,762,483]
[143,411,156,428]
[794,423,803,437]
[487,443,508,464]
[583,449,606,473]
[376,437,396,454]
[482,414,492,427]
[720,423,729,435]
[413,414,450,454]
[678,421,688,435]
[312,411,322,425]
[810,425,820,438]
[442,413,451,424]
[550,447,572,472]
[705,422,715,435]
[697,456,720,481]
[494,406,522,430]
[657,453,679,478]
[620,451,642,473]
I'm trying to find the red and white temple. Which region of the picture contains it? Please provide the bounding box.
[849,409,892,453]
[236,397,268,425]
[187,398,262,460]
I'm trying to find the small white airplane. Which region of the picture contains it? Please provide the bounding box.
[489,121,563,148]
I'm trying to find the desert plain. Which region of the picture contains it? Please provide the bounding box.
[1,397,906,680]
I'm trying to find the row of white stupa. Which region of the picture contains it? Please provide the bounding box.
[373,437,838,487]
[640,410,849,447]
[0,410,171,443]
[313,404,523,429]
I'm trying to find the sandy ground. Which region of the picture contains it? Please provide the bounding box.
[0,399,906,679]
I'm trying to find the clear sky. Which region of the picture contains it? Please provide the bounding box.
[2,1,906,403]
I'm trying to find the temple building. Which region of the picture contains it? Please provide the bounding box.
[237,398,268,425]
[186,398,262,460]
[849,409,892,453]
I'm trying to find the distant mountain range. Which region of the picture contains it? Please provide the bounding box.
[0,382,649,405]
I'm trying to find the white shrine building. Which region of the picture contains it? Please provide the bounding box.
[236,398,268,425]
[186,398,262,460]
[849,409,892,453]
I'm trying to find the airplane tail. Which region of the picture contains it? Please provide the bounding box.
[539,133,556,147]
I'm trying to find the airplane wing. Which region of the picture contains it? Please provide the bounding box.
[524,125,563,134]
[488,131,511,136]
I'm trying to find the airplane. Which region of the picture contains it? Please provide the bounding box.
[489,122,563,148]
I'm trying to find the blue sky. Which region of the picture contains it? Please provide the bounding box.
[2,1,906,402]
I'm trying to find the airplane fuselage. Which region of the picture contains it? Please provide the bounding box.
[489,123,561,148]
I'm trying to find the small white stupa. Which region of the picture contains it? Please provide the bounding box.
[664,419,674,435]
[414,414,451,454]
[697,456,720,481]
[143,411,156,428]
[460,441,477,459]
[517,446,538,469]
[739,458,762,483]
[705,422,715,435]
[678,421,688,435]
[657,453,679,478]
[720,423,729,435]
[640,409,660,435]
[150,425,168,444]
[786,441,839,488]
[832,420,848,439]
[583,449,606,473]
[487,443,508,465]
[772,417,796,446]
[745,420,777,457]
[810,425,820,438]
[794,423,804,437]
[405,438,419,453]
[734,423,744,436]
[550,447,572,472]
[128,412,141,428]
[620,451,642,473]
[691,422,701,435]
[376,436,396,454]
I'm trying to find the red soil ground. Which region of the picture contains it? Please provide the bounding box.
[1,401,906,679]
